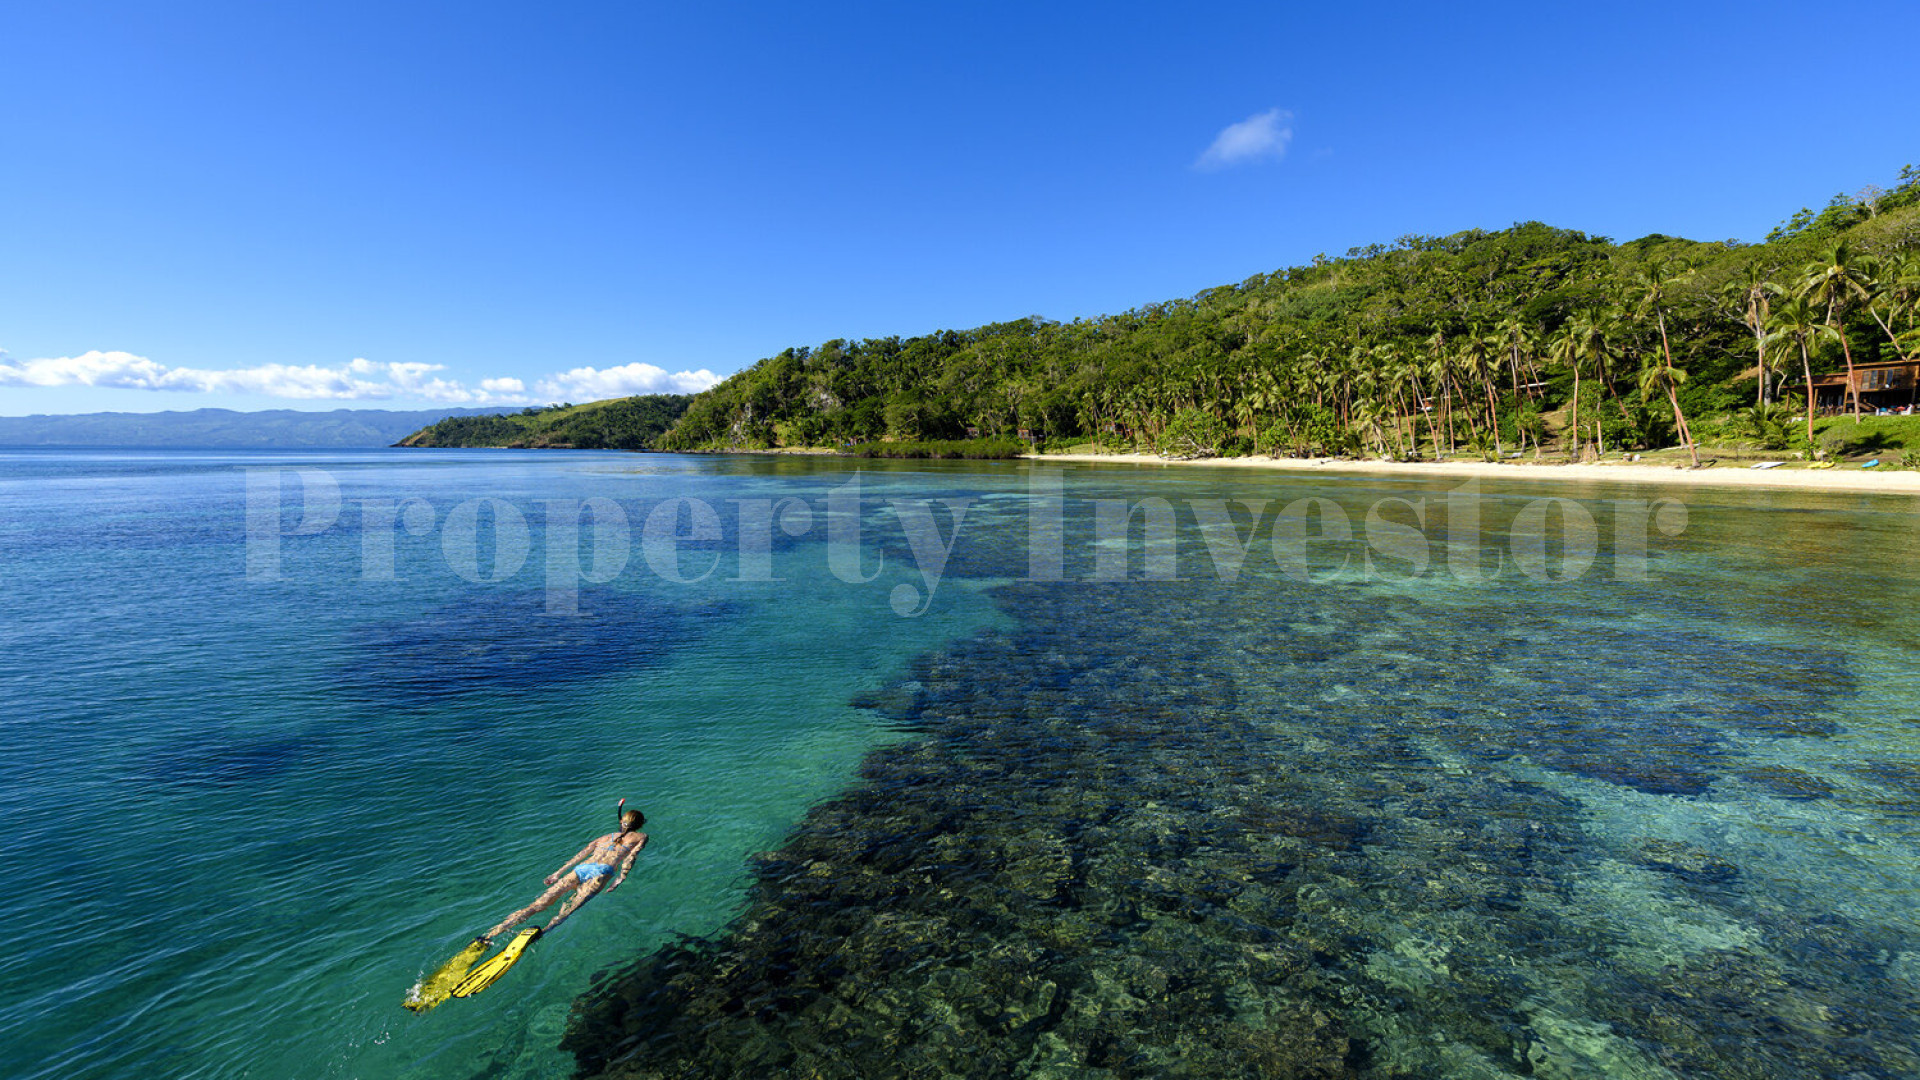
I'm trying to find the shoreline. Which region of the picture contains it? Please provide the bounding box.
[1026,452,1920,494]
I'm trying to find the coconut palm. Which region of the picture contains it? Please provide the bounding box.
[1396,348,1438,458]
[1424,331,1456,455]
[1721,262,1783,406]
[1372,343,1417,456]
[1863,251,1919,361]
[1797,241,1874,419]
[1763,296,1842,443]
[1351,392,1390,458]
[1495,316,1542,399]
[1548,311,1610,462]
[1629,260,1701,464]
[1638,348,1699,466]
[1446,342,1486,453]
[1457,328,1503,456]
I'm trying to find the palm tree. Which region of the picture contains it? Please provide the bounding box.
[1424,331,1456,456]
[1446,343,1486,453]
[1458,327,1503,456]
[1863,251,1918,361]
[1373,343,1417,456]
[1496,317,1542,399]
[1547,325,1579,461]
[1638,347,1699,466]
[1763,296,1842,443]
[1630,260,1700,465]
[1280,367,1314,454]
[1797,241,1874,420]
[1548,312,1609,461]
[1722,262,1782,406]
[1396,347,1438,458]
[1351,379,1390,458]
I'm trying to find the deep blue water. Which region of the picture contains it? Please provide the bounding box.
[3,449,1918,1079]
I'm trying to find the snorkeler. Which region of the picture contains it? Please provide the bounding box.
[405,802,650,1010]
[479,806,648,944]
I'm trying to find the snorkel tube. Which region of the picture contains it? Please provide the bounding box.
[617,797,627,831]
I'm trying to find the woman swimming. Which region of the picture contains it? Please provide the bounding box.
[479,808,647,944]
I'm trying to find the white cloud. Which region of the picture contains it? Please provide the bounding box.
[0,349,486,401]
[534,363,720,402]
[1195,108,1293,171]
[0,348,721,406]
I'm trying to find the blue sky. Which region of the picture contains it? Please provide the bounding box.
[2,0,1916,415]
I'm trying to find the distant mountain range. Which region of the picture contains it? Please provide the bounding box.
[0,407,516,448]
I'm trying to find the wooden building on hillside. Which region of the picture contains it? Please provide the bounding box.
[1799,359,1920,413]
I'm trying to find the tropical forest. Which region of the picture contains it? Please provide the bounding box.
[399,394,692,450]
[647,167,1920,465]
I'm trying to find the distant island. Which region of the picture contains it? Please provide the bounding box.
[0,406,515,449]
[395,395,693,449]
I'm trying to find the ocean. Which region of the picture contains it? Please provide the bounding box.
[2,449,1917,1079]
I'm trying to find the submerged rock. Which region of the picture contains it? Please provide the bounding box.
[561,568,1907,1080]
[1733,764,1835,801]
[1632,839,1740,884]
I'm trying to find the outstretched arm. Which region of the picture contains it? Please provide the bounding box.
[611,833,647,891]
[544,838,601,886]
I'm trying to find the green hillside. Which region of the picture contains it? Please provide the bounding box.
[396,394,692,449]
[655,166,1920,464]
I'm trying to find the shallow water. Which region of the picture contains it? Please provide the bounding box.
[3,451,1918,1079]
[564,464,1920,1079]
[0,450,1005,1080]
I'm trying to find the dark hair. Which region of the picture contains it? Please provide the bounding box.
[620,809,645,830]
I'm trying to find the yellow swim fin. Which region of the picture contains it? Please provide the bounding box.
[404,938,490,1013]
[451,927,541,998]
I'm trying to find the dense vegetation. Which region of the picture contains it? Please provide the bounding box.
[656,167,1920,463]
[397,395,692,449]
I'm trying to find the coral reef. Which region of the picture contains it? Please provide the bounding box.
[562,570,1915,1079]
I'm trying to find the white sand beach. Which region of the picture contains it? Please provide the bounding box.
[1029,453,1920,494]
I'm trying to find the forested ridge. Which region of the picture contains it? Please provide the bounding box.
[656,167,1920,463]
[397,394,691,449]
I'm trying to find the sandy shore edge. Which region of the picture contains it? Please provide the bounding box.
[1026,452,1920,494]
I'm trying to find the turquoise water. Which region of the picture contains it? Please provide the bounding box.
[0,450,1009,1079]
[4,450,1920,1078]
